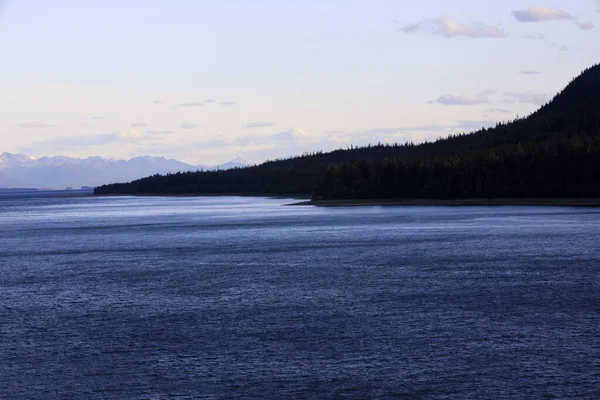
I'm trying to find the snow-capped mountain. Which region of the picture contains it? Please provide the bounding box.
[0,152,248,189]
[0,152,37,167]
[211,156,248,170]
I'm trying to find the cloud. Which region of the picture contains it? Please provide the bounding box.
[524,33,570,52]
[146,130,175,135]
[234,128,315,147]
[273,128,311,142]
[333,122,493,138]
[130,122,148,128]
[357,125,447,135]
[455,120,496,131]
[153,100,165,104]
[512,7,594,30]
[430,91,494,106]
[205,99,217,104]
[177,102,204,107]
[19,122,56,129]
[245,122,275,129]
[521,70,541,75]
[397,17,507,39]
[180,122,198,129]
[21,130,143,152]
[485,108,511,113]
[525,33,546,40]
[221,101,237,107]
[503,92,550,105]
[513,7,571,22]
[118,129,142,140]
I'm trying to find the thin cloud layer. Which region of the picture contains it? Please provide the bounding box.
[521,70,542,75]
[245,122,275,129]
[523,33,568,51]
[430,91,494,106]
[486,108,511,113]
[503,92,550,105]
[19,122,56,129]
[455,120,496,131]
[130,122,148,128]
[180,122,198,129]
[398,17,507,39]
[177,102,204,108]
[146,130,175,135]
[512,7,594,30]
[21,130,143,152]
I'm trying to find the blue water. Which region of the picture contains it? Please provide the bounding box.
[1,196,599,399]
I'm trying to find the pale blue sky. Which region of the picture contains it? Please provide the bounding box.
[1,0,599,164]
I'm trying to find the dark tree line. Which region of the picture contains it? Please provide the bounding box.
[95,64,600,199]
[313,136,600,200]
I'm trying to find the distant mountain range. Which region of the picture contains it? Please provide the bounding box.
[0,153,248,189]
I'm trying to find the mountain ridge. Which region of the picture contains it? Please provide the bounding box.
[0,153,248,189]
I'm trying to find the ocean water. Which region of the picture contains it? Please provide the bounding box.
[1,196,599,399]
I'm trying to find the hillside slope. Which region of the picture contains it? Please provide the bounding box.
[94,64,600,198]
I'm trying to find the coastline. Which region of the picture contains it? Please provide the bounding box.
[93,193,312,200]
[291,198,600,207]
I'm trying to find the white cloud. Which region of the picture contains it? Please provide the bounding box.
[430,91,494,106]
[398,17,507,39]
[180,122,198,129]
[273,128,312,142]
[521,70,542,75]
[524,32,570,51]
[21,131,143,152]
[177,102,204,107]
[503,92,550,105]
[130,122,148,128]
[245,122,275,129]
[119,129,142,140]
[525,33,546,40]
[221,101,237,107]
[234,128,315,147]
[146,130,175,135]
[19,122,56,129]
[512,7,594,30]
[356,125,447,135]
[455,120,496,131]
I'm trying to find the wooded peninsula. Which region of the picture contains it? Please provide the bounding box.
[94,64,600,202]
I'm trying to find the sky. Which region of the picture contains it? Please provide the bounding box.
[1,0,599,165]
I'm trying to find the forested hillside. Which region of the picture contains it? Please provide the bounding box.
[95,64,600,199]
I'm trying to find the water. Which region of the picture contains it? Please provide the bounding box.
[1,196,599,399]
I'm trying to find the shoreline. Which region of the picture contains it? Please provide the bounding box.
[290,198,600,207]
[28,192,600,207]
[93,193,312,200]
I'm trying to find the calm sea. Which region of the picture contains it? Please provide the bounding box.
[1,196,599,399]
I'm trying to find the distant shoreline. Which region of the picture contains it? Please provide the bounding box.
[93,193,312,200]
[291,198,600,207]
